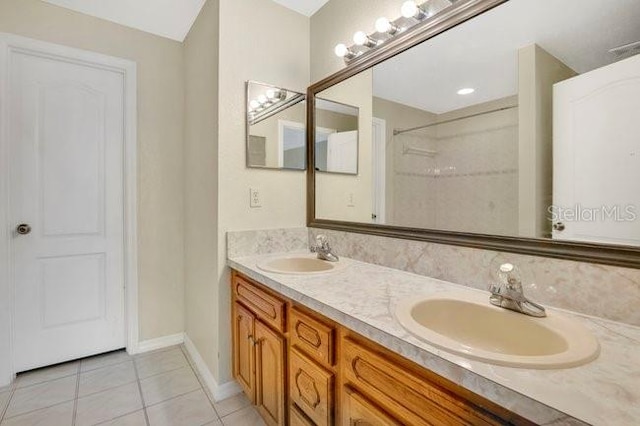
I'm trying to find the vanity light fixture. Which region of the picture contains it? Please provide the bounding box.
[375,17,399,35]
[333,0,453,64]
[401,1,428,20]
[248,89,287,116]
[353,31,378,48]
[457,88,475,95]
[334,43,358,60]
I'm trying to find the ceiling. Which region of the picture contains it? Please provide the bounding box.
[271,0,329,17]
[373,0,640,114]
[41,0,328,42]
[41,0,206,41]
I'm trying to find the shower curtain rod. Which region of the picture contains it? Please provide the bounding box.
[393,105,517,136]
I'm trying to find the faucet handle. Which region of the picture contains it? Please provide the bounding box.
[316,234,331,250]
[488,283,501,295]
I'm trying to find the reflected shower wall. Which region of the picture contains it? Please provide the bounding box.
[391,99,519,236]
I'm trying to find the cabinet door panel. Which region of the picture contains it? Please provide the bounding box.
[342,386,402,426]
[233,302,255,402]
[342,337,502,426]
[290,307,336,366]
[234,274,286,332]
[290,404,315,426]
[255,320,286,426]
[290,347,334,426]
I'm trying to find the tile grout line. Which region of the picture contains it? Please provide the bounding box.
[137,364,188,382]
[131,357,151,426]
[71,362,81,426]
[80,357,131,374]
[144,388,208,411]
[0,380,18,423]
[3,379,84,422]
[178,345,223,421]
[72,361,139,400]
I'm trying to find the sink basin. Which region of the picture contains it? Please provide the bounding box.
[257,254,343,275]
[395,291,599,369]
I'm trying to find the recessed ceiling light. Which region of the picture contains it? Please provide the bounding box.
[457,88,475,95]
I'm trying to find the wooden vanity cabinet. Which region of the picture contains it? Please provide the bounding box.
[289,306,338,426]
[232,272,286,426]
[341,386,402,426]
[232,302,255,399]
[231,270,533,426]
[340,335,522,426]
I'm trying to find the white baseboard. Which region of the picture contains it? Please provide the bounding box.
[130,332,185,355]
[183,333,242,402]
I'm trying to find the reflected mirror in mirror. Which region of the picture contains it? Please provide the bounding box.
[315,97,359,174]
[313,0,640,247]
[246,81,306,170]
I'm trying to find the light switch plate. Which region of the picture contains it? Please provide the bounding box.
[347,193,355,207]
[250,187,261,208]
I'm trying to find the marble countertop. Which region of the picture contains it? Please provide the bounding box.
[228,252,640,426]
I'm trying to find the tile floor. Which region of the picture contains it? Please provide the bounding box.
[0,346,265,426]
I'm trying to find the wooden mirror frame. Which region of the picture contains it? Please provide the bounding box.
[306,0,640,269]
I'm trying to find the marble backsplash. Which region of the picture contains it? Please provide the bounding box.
[309,228,640,326]
[226,227,308,258]
[226,227,640,326]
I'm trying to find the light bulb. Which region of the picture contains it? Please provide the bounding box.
[457,88,475,95]
[401,1,419,18]
[258,95,267,104]
[353,31,368,46]
[249,100,260,109]
[334,43,349,58]
[375,17,391,33]
[266,89,276,99]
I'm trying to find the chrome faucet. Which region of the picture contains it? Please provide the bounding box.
[310,234,339,262]
[488,263,546,318]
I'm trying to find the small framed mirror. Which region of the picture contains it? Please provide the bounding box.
[246,81,306,170]
[315,98,359,174]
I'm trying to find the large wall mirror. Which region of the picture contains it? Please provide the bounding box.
[246,81,306,170]
[308,0,640,267]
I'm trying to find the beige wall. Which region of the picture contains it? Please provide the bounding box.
[315,109,358,132]
[215,0,310,383]
[184,0,220,385]
[518,44,576,238]
[0,0,185,342]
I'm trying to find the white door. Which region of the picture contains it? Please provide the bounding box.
[7,44,126,372]
[327,130,358,174]
[553,54,640,246]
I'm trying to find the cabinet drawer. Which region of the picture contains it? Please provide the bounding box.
[290,307,335,366]
[342,337,504,426]
[290,404,315,426]
[290,348,334,426]
[342,386,402,426]
[233,273,286,332]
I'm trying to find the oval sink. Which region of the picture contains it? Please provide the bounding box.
[257,254,343,275]
[395,291,599,369]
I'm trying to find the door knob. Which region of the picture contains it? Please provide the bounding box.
[16,223,31,235]
[553,222,565,232]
